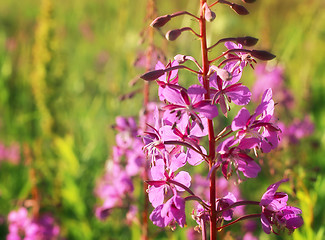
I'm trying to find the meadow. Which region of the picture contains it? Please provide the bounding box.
[0,0,324,239]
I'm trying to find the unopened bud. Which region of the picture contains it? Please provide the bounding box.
[150,15,172,28]
[230,3,249,15]
[174,54,187,64]
[250,50,276,61]
[242,0,256,3]
[140,69,165,81]
[236,36,258,47]
[203,3,216,22]
[210,66,232,81]
[166,29,182,41]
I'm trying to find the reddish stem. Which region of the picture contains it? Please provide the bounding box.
[216,213,261,231]
[199,1,217,239]
[141,1,156,239]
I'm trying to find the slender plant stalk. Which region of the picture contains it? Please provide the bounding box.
[141,1,157,239]
[199,0,217,239]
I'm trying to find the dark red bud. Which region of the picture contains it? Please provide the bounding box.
[230,3,249,15]
[140,69,165,81]
[236,36,258,46]
[242,0,256,3]
[150,15,172,28]
[251,50,276,61]
[165,29,182,41]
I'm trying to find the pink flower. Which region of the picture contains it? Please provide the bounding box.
[259,179,303,234]
[150,194,186,228]
[232,89,280,153]
[147,154,190,207]
[217,136,261,179]
[155,60,179,101]
[162,85,218,126]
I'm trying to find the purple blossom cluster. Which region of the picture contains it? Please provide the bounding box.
[96,0,305,238]
[94,116,147,221]
[139,6,304,234]
[260,179,303,234]
[7,208,60,240]
[0,142,20,165]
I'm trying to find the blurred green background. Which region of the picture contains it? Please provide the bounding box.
[0,0,324,239]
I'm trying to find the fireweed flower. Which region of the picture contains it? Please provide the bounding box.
[259,179,303,234]
[0,142,20,165]
[155,60,179,101]
[142,107,169,163]
[94,161,134,220]
[278,116,314,146]
[150,193,186,229]
[216,192,237,221]
[231,88,281,153]
[7,208,60,240]
[209,71,251,117]
[224,41,256,70]
[7,207,38,240]
[159,117,208,165]
[147,154,190,207]
[114,116,139,148]
[162,84,218,128]
[217,136,261,179]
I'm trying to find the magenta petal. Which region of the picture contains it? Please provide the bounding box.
[169,153,187,172]
[260,179,289,206]
[170,195,186,227]
[226,85,251,106]
[148,186,165,207]
[232,108,250,131]
[187,85,206,104]
[163,86,185,105]
[237,159,261,178]
[261,88,273,103]
[174,171,191,191]
[187,146,206,166]
[225,41,241,50]
[261,213,272,234]
[284,215,304,229]
[216,136,237,153]
[150,159,165,180]
[150,205,167,227]
[194,101,219,119]
[237,137,260,149]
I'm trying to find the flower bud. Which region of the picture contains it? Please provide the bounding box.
[150,15,172,28]
[230,3,249,15]
[174,54,187,64]
[251,50,276,61]
[166,29,182,41]
[236,36,258,47]
[203,3,216,22]
[210,66,232,81]
[140,69,165,81]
